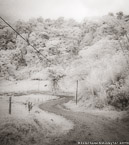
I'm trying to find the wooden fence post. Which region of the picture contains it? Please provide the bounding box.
[38,80,40,92]
[9,97,12,114]
[75,80,78,105]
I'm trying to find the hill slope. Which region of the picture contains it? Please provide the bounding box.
[0,14,129,110]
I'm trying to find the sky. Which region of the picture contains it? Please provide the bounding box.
[0,0,129,22]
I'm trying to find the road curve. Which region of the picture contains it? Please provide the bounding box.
[39,95,129,145]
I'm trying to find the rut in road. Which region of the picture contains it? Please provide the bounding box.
[39,96,129,145]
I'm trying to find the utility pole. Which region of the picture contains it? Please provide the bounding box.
[9,97,12,114]
[75,80,78,105]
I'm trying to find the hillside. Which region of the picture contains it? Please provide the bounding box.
[0,12,129,111]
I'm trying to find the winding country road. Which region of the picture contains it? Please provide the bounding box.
[39,95,129,145]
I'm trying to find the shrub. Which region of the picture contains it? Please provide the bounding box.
[106,84,129,110]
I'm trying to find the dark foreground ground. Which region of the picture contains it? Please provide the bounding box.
[39,96,129,145]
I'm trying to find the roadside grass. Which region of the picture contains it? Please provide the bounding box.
[0,118,46,145]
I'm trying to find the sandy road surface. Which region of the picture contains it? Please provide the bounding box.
[39,96,129,145]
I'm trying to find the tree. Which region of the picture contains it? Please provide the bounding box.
[116,11,124,20]
[103,15,129,59]
[0,26,16,50]
[48,68,65,94]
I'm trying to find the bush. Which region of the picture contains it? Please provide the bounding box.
[93,97,107,109]
[0,122,44,145]
[106,84,129,110]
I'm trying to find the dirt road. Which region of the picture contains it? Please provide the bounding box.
[39,96,129,145]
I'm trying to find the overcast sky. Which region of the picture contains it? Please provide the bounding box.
[0,0,129,22]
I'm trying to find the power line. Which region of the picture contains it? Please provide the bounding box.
[0,16,50,63]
